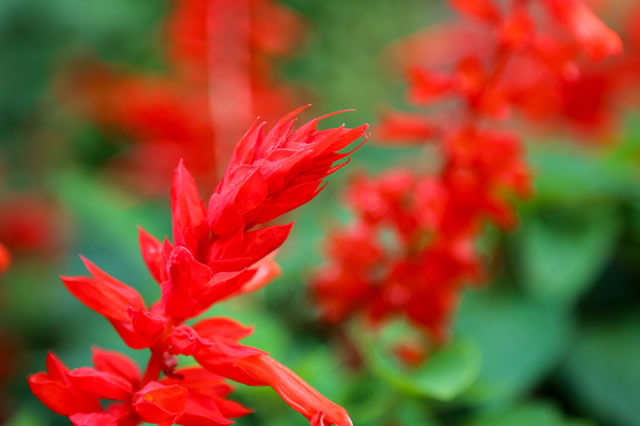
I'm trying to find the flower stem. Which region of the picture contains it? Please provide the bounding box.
[141,348,164,385]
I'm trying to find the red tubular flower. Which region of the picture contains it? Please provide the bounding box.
[30,108,367,425]
[236,355,352,426]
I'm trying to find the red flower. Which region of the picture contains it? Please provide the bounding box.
[30,109,367,425]
[313,0,622,361]
[59,0,304,194]
[449,0,501,25]
[0,195,63,259]
[543,0,622,61]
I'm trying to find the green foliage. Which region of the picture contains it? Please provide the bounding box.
[467,401,594,426]
[515,205,620,307]
[455,289,572,405]
[357,320,480,401]
[562,315,640,426]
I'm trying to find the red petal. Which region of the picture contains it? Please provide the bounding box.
[161,367,231,397]
[176,395,234,426]
[67,367,134,401]
[233,166,268,216]
[207,192,244,236]
[197,269,257,306]
[28,372,100,416]
[449,0,501,24]
[138,226,164,283]
[193,317,253,341]
[236,355,353,426]
[376,112,438,143]
[109,319,155,350]
[167,325,207,355]
[212,395,253,418]
[134,382,187,424]
[62,257,145,322]
[227,120,266,169]
[195,361,263,386]
[163,246,213,319]
[70,411,119,426]
[171,160,207,250]
[91,347,141,386]
[195,337,266,365]
[129,307,168,340]
[254,180,324,223]
[544,0,622,61]
[45,352,70,382]
[207,223,293,271]
[240,253,281,295]
[408,66,454,104]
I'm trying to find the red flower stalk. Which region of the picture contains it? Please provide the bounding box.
[312,0,621,355]
[59,0,304,194]
[29,108,367,426]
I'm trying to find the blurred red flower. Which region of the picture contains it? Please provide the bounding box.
[59,0,304,194]
[313,0,622,359]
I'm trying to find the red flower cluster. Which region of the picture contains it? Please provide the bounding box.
[29,108,367,426]
[312,0,621,350]
[60,0,303,193]
[385,0,630,138]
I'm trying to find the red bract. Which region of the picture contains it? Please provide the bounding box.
[312,0,621,358]
[29,109,367,425]
[59,0,304,194]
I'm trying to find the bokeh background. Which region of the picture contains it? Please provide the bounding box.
[2,0,640,425]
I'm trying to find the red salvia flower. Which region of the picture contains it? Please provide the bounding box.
[312,0,621,359]
[29,108,367,426]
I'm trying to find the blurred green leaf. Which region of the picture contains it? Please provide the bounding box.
[467,401,594,426]
[358,321,480,401]
[562,315,640,426]
[53,169,168,257]
[529,143,640,204]
[455,289,572,405]
[4,404,47,426]
[515,205,620,307]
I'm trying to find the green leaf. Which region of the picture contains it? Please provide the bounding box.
[357,321,480,401]
[529,143,640,204]
[515,205,620,307]
[561,315,640,426]
[4,404,47,426]
[52,169,169,257]
[455,289,572,405]
[467,401,595,426]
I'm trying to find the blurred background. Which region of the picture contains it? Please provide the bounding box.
[1,0,640,425]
